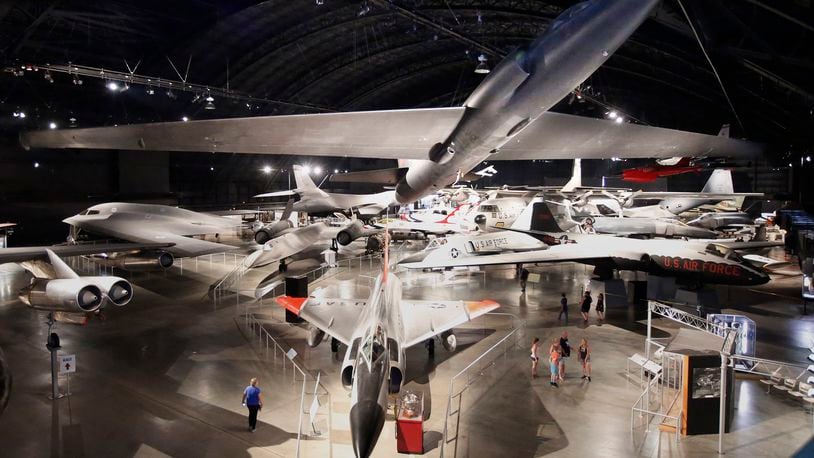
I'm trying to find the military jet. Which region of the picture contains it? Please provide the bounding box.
[64,202,244,265]
[276,240,499,457]
[401,202,775,287]
[21,0,761,205]
[254,165,396,217]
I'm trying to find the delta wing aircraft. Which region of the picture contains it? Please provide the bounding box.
[402,202,776,287]
[275,238,499,458]
[254,165,396,217]
[21,0,761,205]
[64,202,244,265]
[0,243,158,416]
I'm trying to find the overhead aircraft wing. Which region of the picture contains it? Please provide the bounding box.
[113,231,237,257]
[623,192,763,200]
[254,190,298,198]
[400,299,500,349]
[714,240,784,251]
[0,242,174,264]
[277,294,365,346]
[401,242,622,270]
[492,112,764,160]
[20,108,466,159]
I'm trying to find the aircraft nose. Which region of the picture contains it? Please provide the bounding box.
[399,251,427,265]
[474,214,486,225]
[350,400,386,458]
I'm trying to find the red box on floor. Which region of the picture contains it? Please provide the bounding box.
[396,391,424,454]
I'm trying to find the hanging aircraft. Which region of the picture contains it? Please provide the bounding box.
[401,202,776,287]
[0,244,156,417]
[21,0,761,206]
[254,165,396,217]
[275,237,499,458]
[621,157,703,183]
[459,191,535,232]
[687,211,754,231]
[64,202,245,266]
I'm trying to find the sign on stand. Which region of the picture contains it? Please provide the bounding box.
[59,354,76,374]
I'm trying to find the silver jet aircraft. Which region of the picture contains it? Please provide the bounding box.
[21,0,761,205]
[254,165,396,217]
[64,202,243,265]
[276,243,499,457]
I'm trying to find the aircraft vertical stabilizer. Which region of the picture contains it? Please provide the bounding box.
[293,165,329,198]
[561,159,582,192]
[701,169,734,194]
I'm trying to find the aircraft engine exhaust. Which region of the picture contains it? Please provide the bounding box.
[336,221,380,246]
[18,278,104,313]
[87,277,134,306]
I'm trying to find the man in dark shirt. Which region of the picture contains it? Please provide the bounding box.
[520,267,530,292]
[558,293,568,322]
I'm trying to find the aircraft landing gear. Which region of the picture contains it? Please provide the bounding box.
[330,337,339,353]
[425,338,435,358]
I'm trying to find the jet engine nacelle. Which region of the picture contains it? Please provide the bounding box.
[19,278,104,313]
[441,330,457,352]
[389,365,403,394]
[336,220,379,246]
[95,251,174,270]
[254,221,294,244]
[306,325,326,348]
[85,276,133,306]
[341,362,355,391]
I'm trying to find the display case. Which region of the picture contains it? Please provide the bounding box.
[396,390,424,454]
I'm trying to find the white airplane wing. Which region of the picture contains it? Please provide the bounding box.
[113,231,237,258]
[0,242,174,264]
[492,112,763,160]
[401,242,626,270]
[277,295,366,346]
[20,108,466,159]
[21,109,761,160]
[623,191,763,200]
[400,299,500,349]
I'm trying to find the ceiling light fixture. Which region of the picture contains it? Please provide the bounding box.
[262,165,272,174]
[48,122,57,129]
[474,54,490,74]
[107,81,119,91]
[181,116,189,122]
[607,110,618,119]
[204,95,216,110]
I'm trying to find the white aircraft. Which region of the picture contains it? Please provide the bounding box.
[64,202,245,265]
[460,192,533,232]
[402,201,775,287]
[21,0,760,206]
[254,165,396,217]
[275,237,499,457]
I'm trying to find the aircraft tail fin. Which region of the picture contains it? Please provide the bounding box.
[280,198,294,221]
[511,200,567,233]
[292,165,329,198]
[717,124,731,137]
[46,249,80,279]
[701,169,734,194]
[561,159,581,192]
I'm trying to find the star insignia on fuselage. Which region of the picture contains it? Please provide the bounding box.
[450,248,459,258]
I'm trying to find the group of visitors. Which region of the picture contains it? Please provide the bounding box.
[559,290,605,323]
[530,333,591,386]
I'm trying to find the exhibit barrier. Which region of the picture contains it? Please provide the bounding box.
[240,310,331,458]
[440,312,524,458]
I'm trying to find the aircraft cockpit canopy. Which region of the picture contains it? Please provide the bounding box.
[704,244,744,263]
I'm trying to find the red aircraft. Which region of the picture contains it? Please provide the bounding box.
[621,157,702,183]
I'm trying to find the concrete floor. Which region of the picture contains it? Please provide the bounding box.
[0,245,813,457]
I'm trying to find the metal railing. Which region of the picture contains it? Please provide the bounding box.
[240,311,330,458]
[440,312,524,458]
[630,369,683,443]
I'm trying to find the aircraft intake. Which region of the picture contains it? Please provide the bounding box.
[307,325,326,347]
[441,330,457,352]
[19,278,104,313]
[86,276,134,306]
[336,220,379,246]
[341,363,355,390]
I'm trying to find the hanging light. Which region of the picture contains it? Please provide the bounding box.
[607,110,618,119]
[44,71,53,83]
[146,86,155,95]
[48,122,57,129]
[614,116,624,124]
[107,81,120,91]
[181,116,189,122]
[72,75,83,85]
[262,165,272,174]
[474,54,490,74]
[204,95,216,110]
[314,166,322,175]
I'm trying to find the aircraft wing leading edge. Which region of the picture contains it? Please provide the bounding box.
[400,299,500,348]
[0,242,174,264]
[277,294,365,346]
[21,110,762,160]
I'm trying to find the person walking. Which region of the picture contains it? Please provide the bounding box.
[595,293,605,321]
[242,377,264,432]
[558,331,570,382]
[549,340,561,387]
[520,267,530,292]
[558,293,568,322]
[530,337,540,379]
[580,290,592,323]
[578,338,592,382]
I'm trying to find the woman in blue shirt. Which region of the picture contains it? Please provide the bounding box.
[242,377,263,432]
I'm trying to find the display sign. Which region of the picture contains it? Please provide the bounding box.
[803,275,814,300]
[691,367,721,399]
[59,354,76,374]
[286,348,298,360]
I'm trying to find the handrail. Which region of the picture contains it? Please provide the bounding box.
[440,313,524,457]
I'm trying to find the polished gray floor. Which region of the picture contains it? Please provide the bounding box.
[0,246,812,457]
